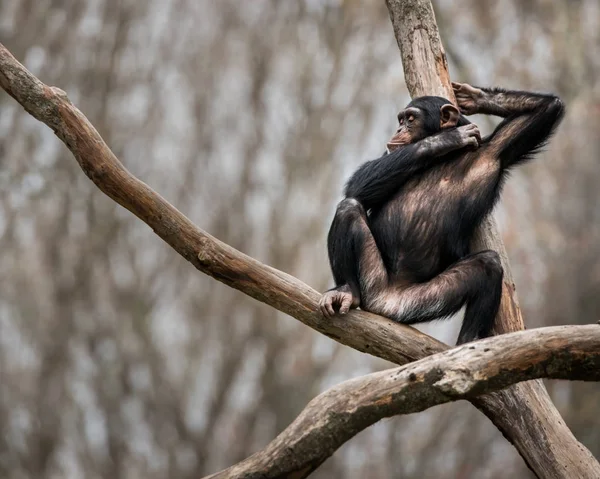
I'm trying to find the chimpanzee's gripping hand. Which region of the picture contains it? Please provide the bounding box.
[417,123,481,157]
[452,82,485,116]
[453,123,482,150]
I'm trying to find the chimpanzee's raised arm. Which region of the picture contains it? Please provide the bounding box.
[453,83,564,170]
[345,124,480,209]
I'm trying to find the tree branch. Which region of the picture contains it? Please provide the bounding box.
[0,42,447,367]
[207,325,600,478]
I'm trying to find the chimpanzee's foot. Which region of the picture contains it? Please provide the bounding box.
[319,285,359,317]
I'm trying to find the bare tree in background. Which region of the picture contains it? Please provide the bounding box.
[1,1,600,478]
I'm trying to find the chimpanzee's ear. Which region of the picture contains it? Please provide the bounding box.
[440,104,460,129]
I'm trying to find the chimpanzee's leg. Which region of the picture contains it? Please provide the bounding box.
[320,198,388,316]
[456,253,504,344]
[363,250,503,344]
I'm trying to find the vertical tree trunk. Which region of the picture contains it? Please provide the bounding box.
[385,1,600,477]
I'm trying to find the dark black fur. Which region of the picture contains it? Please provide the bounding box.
[323,86,564,344]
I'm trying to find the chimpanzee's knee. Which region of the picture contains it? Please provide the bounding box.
[327,198,370,293]
[476,250,503,285]
[334,197,366,220]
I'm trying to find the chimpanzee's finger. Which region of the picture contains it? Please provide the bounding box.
[325,300,335,317]
[339,297,352,315]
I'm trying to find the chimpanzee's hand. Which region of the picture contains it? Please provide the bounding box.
[416,123,481,157]
[454,123,481,150]
[320,286,359,317]
[453,82,484,116]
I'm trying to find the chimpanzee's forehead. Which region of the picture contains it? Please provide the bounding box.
[406,96,452,110]
[399,107,420,117]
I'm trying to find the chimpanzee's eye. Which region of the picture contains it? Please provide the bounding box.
[399,118,404,125]
[408,115,415,122]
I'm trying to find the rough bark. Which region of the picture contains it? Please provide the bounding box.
[386,1,600,477]
[208,325,600,479]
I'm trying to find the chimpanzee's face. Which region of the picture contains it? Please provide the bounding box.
[386,100,461,153]
[386,107,424,152]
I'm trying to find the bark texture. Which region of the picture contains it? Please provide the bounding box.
[385,1,600,477]
[208,325,600,478]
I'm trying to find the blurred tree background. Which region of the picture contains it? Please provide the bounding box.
[1,0,599,478]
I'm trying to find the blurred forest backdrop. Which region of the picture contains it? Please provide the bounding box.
[1,0,600,478]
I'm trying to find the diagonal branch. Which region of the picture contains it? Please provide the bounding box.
[207,325,600,478]
[0,42,444,367]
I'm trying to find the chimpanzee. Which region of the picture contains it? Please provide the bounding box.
[320,82,564,344]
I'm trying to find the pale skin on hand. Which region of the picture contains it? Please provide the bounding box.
[451,123,481,150]
[320,285,359,317]
[452,82,485,116]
